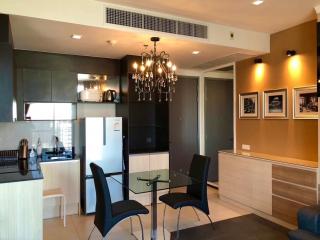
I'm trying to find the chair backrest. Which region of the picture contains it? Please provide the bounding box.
[90,162,113,236]
[187,154,211,214]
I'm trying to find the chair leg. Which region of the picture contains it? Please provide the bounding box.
[60,196,63,219]
[129,217,140,240]
[88,226,95,240]
[63,196,66,227]
[137,215,145,240]
[206,214,214,230]
[162,205,167,240]
[130,217,133,235]
[192,207,200,221]
[176,208,182,240]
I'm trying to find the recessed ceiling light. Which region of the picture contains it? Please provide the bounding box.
[252,0,264,6]
[71,34,82,40]
[192,50,200,55]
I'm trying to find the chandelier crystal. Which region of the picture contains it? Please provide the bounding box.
[132,37,178,102]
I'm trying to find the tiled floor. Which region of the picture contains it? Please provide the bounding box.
[44,188,251,240]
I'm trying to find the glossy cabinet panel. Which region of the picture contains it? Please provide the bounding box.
[51,71,77,102]
[23,68,52,102]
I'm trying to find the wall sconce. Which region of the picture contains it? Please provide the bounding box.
[254,58,263,64]
[286,50,297,57]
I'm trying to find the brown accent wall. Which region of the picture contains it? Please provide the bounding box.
[236,20,318,162]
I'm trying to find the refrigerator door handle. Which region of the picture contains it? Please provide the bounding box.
[103,118,106,146]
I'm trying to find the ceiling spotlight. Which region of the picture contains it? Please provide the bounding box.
[192,50,200,55]
[286,50,297,57]
[254,58,263,64]
[252,0,264,6]
[71,34,82,40]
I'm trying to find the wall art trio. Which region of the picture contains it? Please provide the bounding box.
[239,86,318,119]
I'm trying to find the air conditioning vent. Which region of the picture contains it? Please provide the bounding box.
[105,7,208,39]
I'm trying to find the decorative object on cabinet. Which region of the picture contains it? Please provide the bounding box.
[132,37,178,102]
[77,73,112,102]
[239,92,259,119]
[293,86,318,119]
[263,89,288,119]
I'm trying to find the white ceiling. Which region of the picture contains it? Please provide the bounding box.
[99,0,320,33]
[10,15,255,69]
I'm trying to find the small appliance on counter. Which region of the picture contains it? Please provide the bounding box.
[103,89,117,102]
[18,138,29,161]
[80,88,102,102]
[77,73,107,102]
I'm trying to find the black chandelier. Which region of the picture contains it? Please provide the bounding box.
[132,37,177,102]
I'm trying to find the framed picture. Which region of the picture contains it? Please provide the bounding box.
[293,86,318,119]
[263,89,287,119]
[239,92,259,119]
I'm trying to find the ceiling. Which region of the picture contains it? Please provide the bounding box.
[10,15,255,69]
[99,0,320,33]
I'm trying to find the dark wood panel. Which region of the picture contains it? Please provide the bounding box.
[0,14,10,43]
[0,43,14,121]
[169,76,199,173]
[272,180,317,205]
[272,195,306,225]
[205,78,233,182]
[51,71,77,102]
[22,69,52,102]
[272,165,316,188]
[14,50,120,76]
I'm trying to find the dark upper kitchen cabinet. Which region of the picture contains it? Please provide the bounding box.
[0,14,15,122]
[21,69,77,103]
[22,69,52,102]
[51,71,77,102]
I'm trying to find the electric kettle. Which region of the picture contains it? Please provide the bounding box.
[103,90,117,102]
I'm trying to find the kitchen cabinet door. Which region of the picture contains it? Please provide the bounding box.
[23,68,52,102]
[52,71,77,102]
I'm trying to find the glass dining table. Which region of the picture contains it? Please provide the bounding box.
[111,169,199,240]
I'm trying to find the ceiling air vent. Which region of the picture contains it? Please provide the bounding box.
[105,7,208,39]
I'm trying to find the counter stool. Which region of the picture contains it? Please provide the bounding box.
[43,188,66,227]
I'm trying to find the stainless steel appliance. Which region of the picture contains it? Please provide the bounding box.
[103,90,116,102]
[80,117,124,214]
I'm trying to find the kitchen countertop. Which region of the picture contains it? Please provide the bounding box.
[219,149,318,169]
[0,157,43,184]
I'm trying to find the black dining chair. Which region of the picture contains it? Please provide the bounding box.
[159,154,213,239]
[89,163,149,240]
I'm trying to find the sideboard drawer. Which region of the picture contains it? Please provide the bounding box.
[272,165,316,188]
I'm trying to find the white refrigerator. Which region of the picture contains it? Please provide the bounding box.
[80,117,124,214]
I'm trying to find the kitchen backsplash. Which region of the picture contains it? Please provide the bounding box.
[0,103,116,152]
[0,121,73,150]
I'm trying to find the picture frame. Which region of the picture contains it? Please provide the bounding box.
[263,89,288,119]
[293,86,318,119]
[239,92,259,119]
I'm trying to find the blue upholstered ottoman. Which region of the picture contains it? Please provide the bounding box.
[288,205,320,240]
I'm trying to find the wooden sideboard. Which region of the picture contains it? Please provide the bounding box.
[219,150,318,225]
